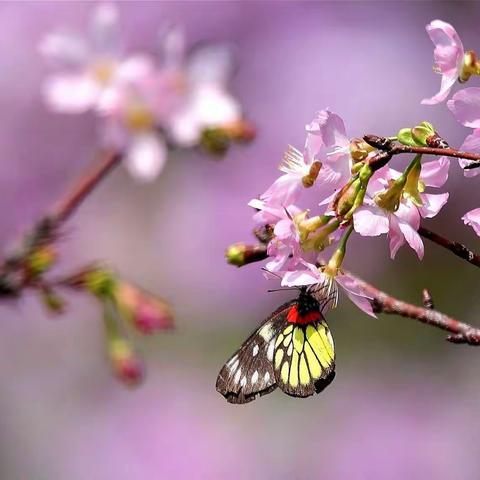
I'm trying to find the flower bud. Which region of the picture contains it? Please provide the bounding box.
[334,178,362,216]
[115,283,174,334]
[459,50,480,83]
[83,268,117,298]
[253,224,274,244]
[225,243,268,267]
[200,128,231,155]
[108,338,144,387]
[40,288,65,314]
[411,122,435,146]
[398,122,435,147]
[25,245,57,277]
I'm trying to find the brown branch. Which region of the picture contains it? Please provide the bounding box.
[346,270,480,346]
[0,149,122,296]
[50,149,122,225]
[419,226,480,268]
[363,134,480,169]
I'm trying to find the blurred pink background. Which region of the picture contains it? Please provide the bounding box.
[0,2,479,479]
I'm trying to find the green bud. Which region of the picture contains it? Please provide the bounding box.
[84,268,116,298]
[26,245,57,277]
[398,122,435,147]
[336,178,362,216]
[200,128,231,156]
[225,243,268,267]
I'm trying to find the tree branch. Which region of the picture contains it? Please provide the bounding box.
[346,270,480,346]
[50,149,122,225]
[0,149,122,296]
[363,134,480,169]
[419,226,480,268]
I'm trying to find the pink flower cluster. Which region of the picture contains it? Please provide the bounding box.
[423,20,480,237]
[40,3,243,181]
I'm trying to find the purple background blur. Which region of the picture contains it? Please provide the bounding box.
[1,2,480,479]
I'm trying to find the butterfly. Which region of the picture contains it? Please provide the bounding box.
[216,284,337,404]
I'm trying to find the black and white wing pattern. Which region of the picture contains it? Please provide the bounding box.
[216,301,294,404]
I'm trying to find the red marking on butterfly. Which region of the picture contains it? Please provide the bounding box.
[286,305,321,324]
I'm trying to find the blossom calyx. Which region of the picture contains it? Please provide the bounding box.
[374,177,405,212]
[334,178,362,216]
[350,138,375,162]
[25,245,57,277]
[398,122,435,147]
[403,155,424,207]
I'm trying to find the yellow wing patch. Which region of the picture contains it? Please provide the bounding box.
[272,320,335,397]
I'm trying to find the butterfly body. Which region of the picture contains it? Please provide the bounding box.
[216,288,336,404]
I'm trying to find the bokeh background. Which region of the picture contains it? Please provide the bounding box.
[1,1,480,479]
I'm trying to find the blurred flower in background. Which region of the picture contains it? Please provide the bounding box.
[40,2,252,181]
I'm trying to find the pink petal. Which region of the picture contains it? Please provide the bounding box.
[90,2,120,54]
[447,88,480,128]
[458,130,480,178]
[388,215,405,259]
[261,174,302,207]
[422,73,457,105]
[421,157,450,187]
[39,32,88,66]
[353,206,389,237]
[396,202,420,230]
[281,269,320,287]
[419,192,449,218]
[125,132,167,182]
[462,208,480,236]
[305,109,348,159]
[187,45,233,86]
[43,73,99,113]
[421,20,463,105]
[398,220,424,259]
[336,274,376,318]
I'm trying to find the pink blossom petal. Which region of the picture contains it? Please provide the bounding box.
[388,215,405,259]
[281,269,320,287]
[125,132,167,182]
[336,274,376,318]
[421,20,464,105]
[43,73,100,113]
[395,202,420,230]
[353,206,389,237]
[462,208,480,236]
[398,220,424,259]
[419,192,449,218]
[187,45,233,86]
[160,25,185,68]
[447,88,480,128]
[89,2,120,55]
[422,69,457,105]
[261,174,303,207]
[458,130,480,177]
[421,157,450,187]
[39,32,88,66]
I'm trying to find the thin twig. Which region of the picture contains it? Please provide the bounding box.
[419,226,480,268]
[346,270,480,346]
[50,149,122,224]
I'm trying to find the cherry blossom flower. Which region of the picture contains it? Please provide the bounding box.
[462,208,480,236]
[260,110,352,207]
[353,158,450,259]
[40,3,121,114]
[249,198,303,272]
[422,20,464,105]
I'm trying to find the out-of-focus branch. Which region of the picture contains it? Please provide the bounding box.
[419,226,480,268]
[50,149,122,224]
[0,149,122,297]
[345,270,480,346]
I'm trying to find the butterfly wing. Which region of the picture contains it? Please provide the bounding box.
[216,301,294,404]
[272,316,335,398]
